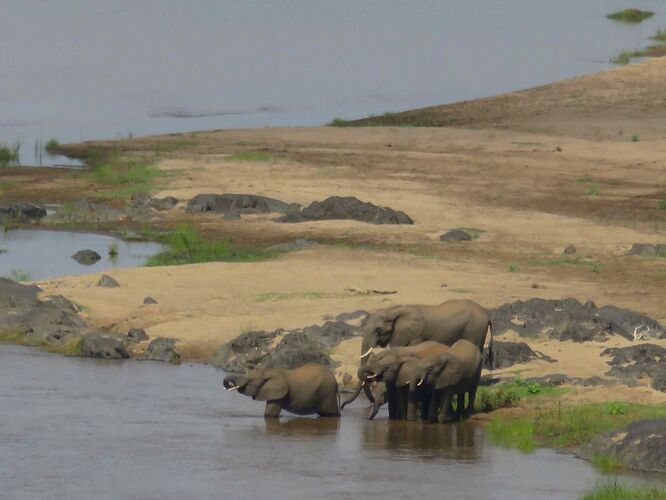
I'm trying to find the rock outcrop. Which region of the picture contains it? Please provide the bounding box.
[483,340,556,369]
[186,193,297,216]
[278,196,414,225]
[601,344,666,391]
[72,249,101,265]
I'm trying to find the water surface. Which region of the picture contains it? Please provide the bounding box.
[0,344,647,500]
[1,1,664,165]
[0,229,162,280]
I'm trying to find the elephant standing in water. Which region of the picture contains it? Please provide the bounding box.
[341,342,450,420]
[412,339,483,423]
[357,299,492,401]
[223,364,340,418]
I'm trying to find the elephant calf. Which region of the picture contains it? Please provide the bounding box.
[223,364,340,418]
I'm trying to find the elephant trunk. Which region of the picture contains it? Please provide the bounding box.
[223,374,248,391]
[368,400,382,420]
[360,336,376,402]
[340,381,365,410]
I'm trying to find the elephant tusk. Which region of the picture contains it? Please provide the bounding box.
[365,373,378,380]
[226,385,239,391]
[360,347,375,359]
[417,379,424,387]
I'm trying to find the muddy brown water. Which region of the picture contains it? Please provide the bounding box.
[2,1,665,165]
[2,345,655,500]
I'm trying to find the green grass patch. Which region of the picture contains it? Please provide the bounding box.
[542,256,601,273]
[590,453,623,473]
[255,291,346,302]
[582,483,666,500]
[607,9,654,23]
[477,378,566,416]
[0,142,21,167]
[652,29,666,43]
[145,224,283,266]
[227,151,272,161]
[658,200,666,210]
[585,186,599,196]
[507,262,519,273]
[7,270,32,282]
[631,134,640,142]
[576,175,592,183]
[108,242,119,257]
[44,138,60,154]
[610,50,641,64]
[81,152,164,198]
[487,402,666,453]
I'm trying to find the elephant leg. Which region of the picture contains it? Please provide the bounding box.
[428,392,440,423]
[406,390,418,421]
[456,392,466,419]
[387,385,398,420]
[438,394,452,424]
[465,387,477,418]
[397,388,409,420]
[264,402,282,418]
[421,388,432,421]
[318,395,340,417]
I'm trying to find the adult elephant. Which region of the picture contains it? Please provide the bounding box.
[223,364,339,417]
[357,299,492,402]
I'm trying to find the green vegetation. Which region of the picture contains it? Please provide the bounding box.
[7,270,32,282]
[255,291,346,302]
[610,50,641,64]
[0,142,21,167]
[582,483,666,500]
[652,29,666,43]
[145,225,283,266]
[590,454,622,474]
[607,9,654,23]
[477,378,566,415]
[507,262,519,273]
[576,175,592,183]
[543,256,601,273]
[44,138,60,154]
[658,200,666,210]
[487,402,666,453]
[585,186,599,196]
[80,152,165,198]
[0,329,82,356]
[329,112,397,127]
[227,151,272,161]
[631,134,640,142]
[450,288,472,294]
[108,242,119,257]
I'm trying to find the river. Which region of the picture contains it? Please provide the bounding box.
[1,0,664,165]
[0,344,624,500]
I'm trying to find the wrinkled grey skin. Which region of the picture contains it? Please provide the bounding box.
[358,300,491,401]
[341,342,449,420]
[412,339,482,423]
[223,364,339,417]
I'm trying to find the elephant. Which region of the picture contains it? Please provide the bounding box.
[412,339,482,424]
[357,299,492,401]
[341,342,450,420]
[223,364,340,418]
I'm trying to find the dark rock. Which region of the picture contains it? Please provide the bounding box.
[627,243,666,257]
[0,202,47,222]
[652,371,666,392]
[129,192,151,208]
[0,278,41,315]
[524,374,575,386]
[97,275,120,288]
[72,249,101,266]
[148,196,178,211]
[601,344,666,390]
[80,332,129,359]
[278,196,414,225]
[213,330,278,373]
[440,229,472,242]
[335,310,369,323]
[579,419,666,473]
[143,296,158,305]
[186,193,297,215]
[563,244,576,255]
[578,376,612,387]
[142,337,181,363]
[484,341,556,369]
[490,298,664,342]
[127,328,149,342]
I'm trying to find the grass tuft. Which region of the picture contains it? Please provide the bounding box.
[145,225,283,266]
[607,9,654,23]
[590,454,622,474]
[108,242,119,257]
[582,483,666,500]
[585,186,599,197]
[658,200,666,210]
[610,50,641,65]
[631,134,640,142]
[44,138,60,154]
[81,152,164,198]
[652,29,666,43]
[507,262,519,273]
[0,142,21,167]
[7,270,31,282]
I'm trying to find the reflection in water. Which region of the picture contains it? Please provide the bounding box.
[2,345,659,500]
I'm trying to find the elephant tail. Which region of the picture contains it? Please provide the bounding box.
[487,320,494,371]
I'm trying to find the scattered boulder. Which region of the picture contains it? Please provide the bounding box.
[524,374,574,386]
[97,275,120,288]
[601,344,666,390]
[627,243,666,257]
[186,193,297,215]
[440,229,471,242]
[334,310,369,324]
[148,196,178,211]
[142,337,181,363]
[143,296,158,305]
[213,316,362,373]
[278,196,414,225]
[72,249,101,266]
[490,298,665,342]
[127,328,149,342]
[563,244,576,255]
[80,332,129,359]
[483,341,556,369]
[579,419,666,473]
[0,202,47,222]
[0,277,41,315]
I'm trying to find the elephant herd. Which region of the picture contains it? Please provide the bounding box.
[223,299,492,424]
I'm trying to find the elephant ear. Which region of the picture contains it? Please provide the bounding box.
[435,354,463,390]
[396,359,417,387]
[388,306,426,346]
[254,373,289,401]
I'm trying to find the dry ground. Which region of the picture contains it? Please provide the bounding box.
[31,58,666,403]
